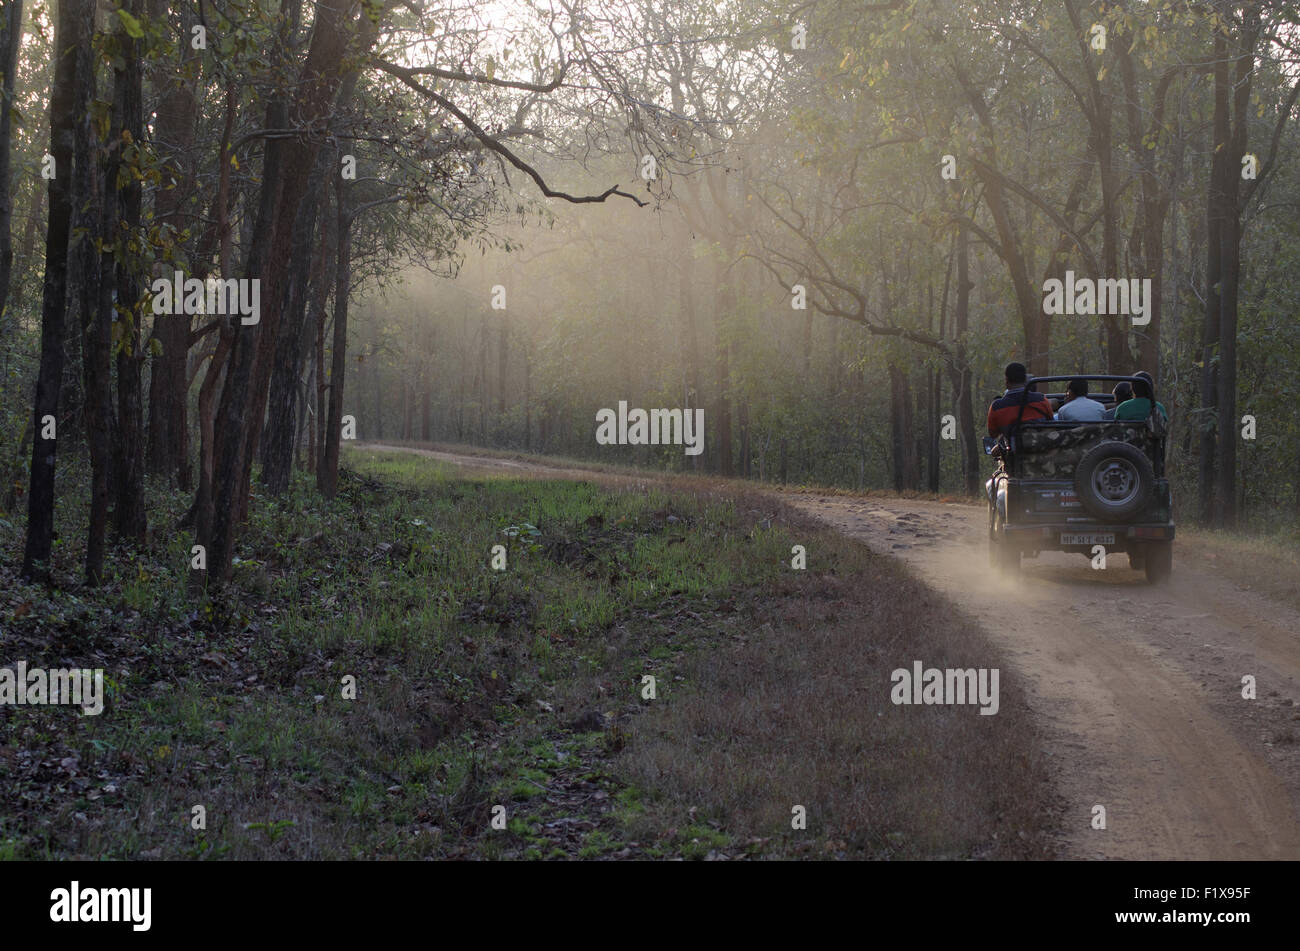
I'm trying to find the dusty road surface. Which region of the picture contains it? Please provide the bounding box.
[360,444,1300,860]
[783,494,1300,860]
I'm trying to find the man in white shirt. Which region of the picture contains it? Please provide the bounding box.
[1055,378,1106,421]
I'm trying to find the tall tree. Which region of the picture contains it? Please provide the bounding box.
[319,172,354,498]
[145,0,201,490]
[110,0,149,544]
[1211,3,1257,530]
[21,0,90,581]
[73,0,109,585]
[201,0,364,581]
[0,0,23,322]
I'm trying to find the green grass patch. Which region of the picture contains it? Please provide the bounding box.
[0,447,806,859]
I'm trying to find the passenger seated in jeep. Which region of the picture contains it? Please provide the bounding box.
[1101,381,1134,420]
[987,362,1052,435]
[1054,378,1105,422]
[1114,371,1169,423]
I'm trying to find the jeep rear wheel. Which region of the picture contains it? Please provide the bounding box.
[1074,441,1155,521]
[990,538,1020,575]
[988,517,1019,576]
[1144,541,1172,584]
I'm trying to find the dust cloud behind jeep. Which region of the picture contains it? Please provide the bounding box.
[984,374,1174,583]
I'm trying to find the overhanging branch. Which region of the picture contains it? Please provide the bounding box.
[373,59,646,207]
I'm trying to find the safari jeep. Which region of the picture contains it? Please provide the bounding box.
[984,374,1174,583]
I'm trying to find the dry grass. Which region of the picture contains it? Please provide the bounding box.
[1177,526,1300,613]
[611,493,1058,860]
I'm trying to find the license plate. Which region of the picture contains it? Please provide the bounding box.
[1037,491,1082,510]
[1061,533,1115,546]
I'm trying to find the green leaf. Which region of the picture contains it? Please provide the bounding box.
[116,8,145,39]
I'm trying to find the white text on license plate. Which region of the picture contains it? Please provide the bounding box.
[1061,533,1115,546]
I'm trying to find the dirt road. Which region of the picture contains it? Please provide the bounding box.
[784,493,1300,860]
[362,444,1300,859]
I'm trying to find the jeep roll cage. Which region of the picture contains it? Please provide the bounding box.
[1007,374,1157,405]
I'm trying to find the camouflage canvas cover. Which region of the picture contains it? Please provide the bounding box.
[1013,423,1159,479]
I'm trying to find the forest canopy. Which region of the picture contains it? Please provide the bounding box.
[2,0,1298,589]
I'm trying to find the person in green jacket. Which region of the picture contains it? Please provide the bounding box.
[1114,371,1168,422]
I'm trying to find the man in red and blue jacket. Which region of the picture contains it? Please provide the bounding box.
[987,362,1052,436]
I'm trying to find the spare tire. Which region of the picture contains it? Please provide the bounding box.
[1074,441,1155,521]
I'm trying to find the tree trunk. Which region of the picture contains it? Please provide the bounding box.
[739,401,751,478]
[73,18,109,584]
[927,286,940,493]
[110,0,148,544]
[927,366,940,493]
[319,186,353,499]
[21,0,83,581]
[712,248,733,476]
[903,372,919,490]
[206,0,369,580]
[263,27,365,493]
[522,343,530,450]
[145,0,199,490]
[401,375,411,440]
[260,150,329,494]
[1117,43,1168,375]
[971,161,1050,376]
[678,234,701,470]
[889,365,905,493]
[188,80,236,560]
[1095,104,1131,375]
[421,365,431,441]
[59,270,84,443]
[1215,13,1256,530]
[304,353,316,470]
[1199,27,1229,525]
[314,289,328,474]
[888,365,920,492]
[374,328,384,440]
[950,225,980,495]
[455,313,466,441]
[301,213,334,468]
[497,311,509,418]
[478,320,487,443]
[0,0,23,322]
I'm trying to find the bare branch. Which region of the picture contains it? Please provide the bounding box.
[373,58,647,207]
